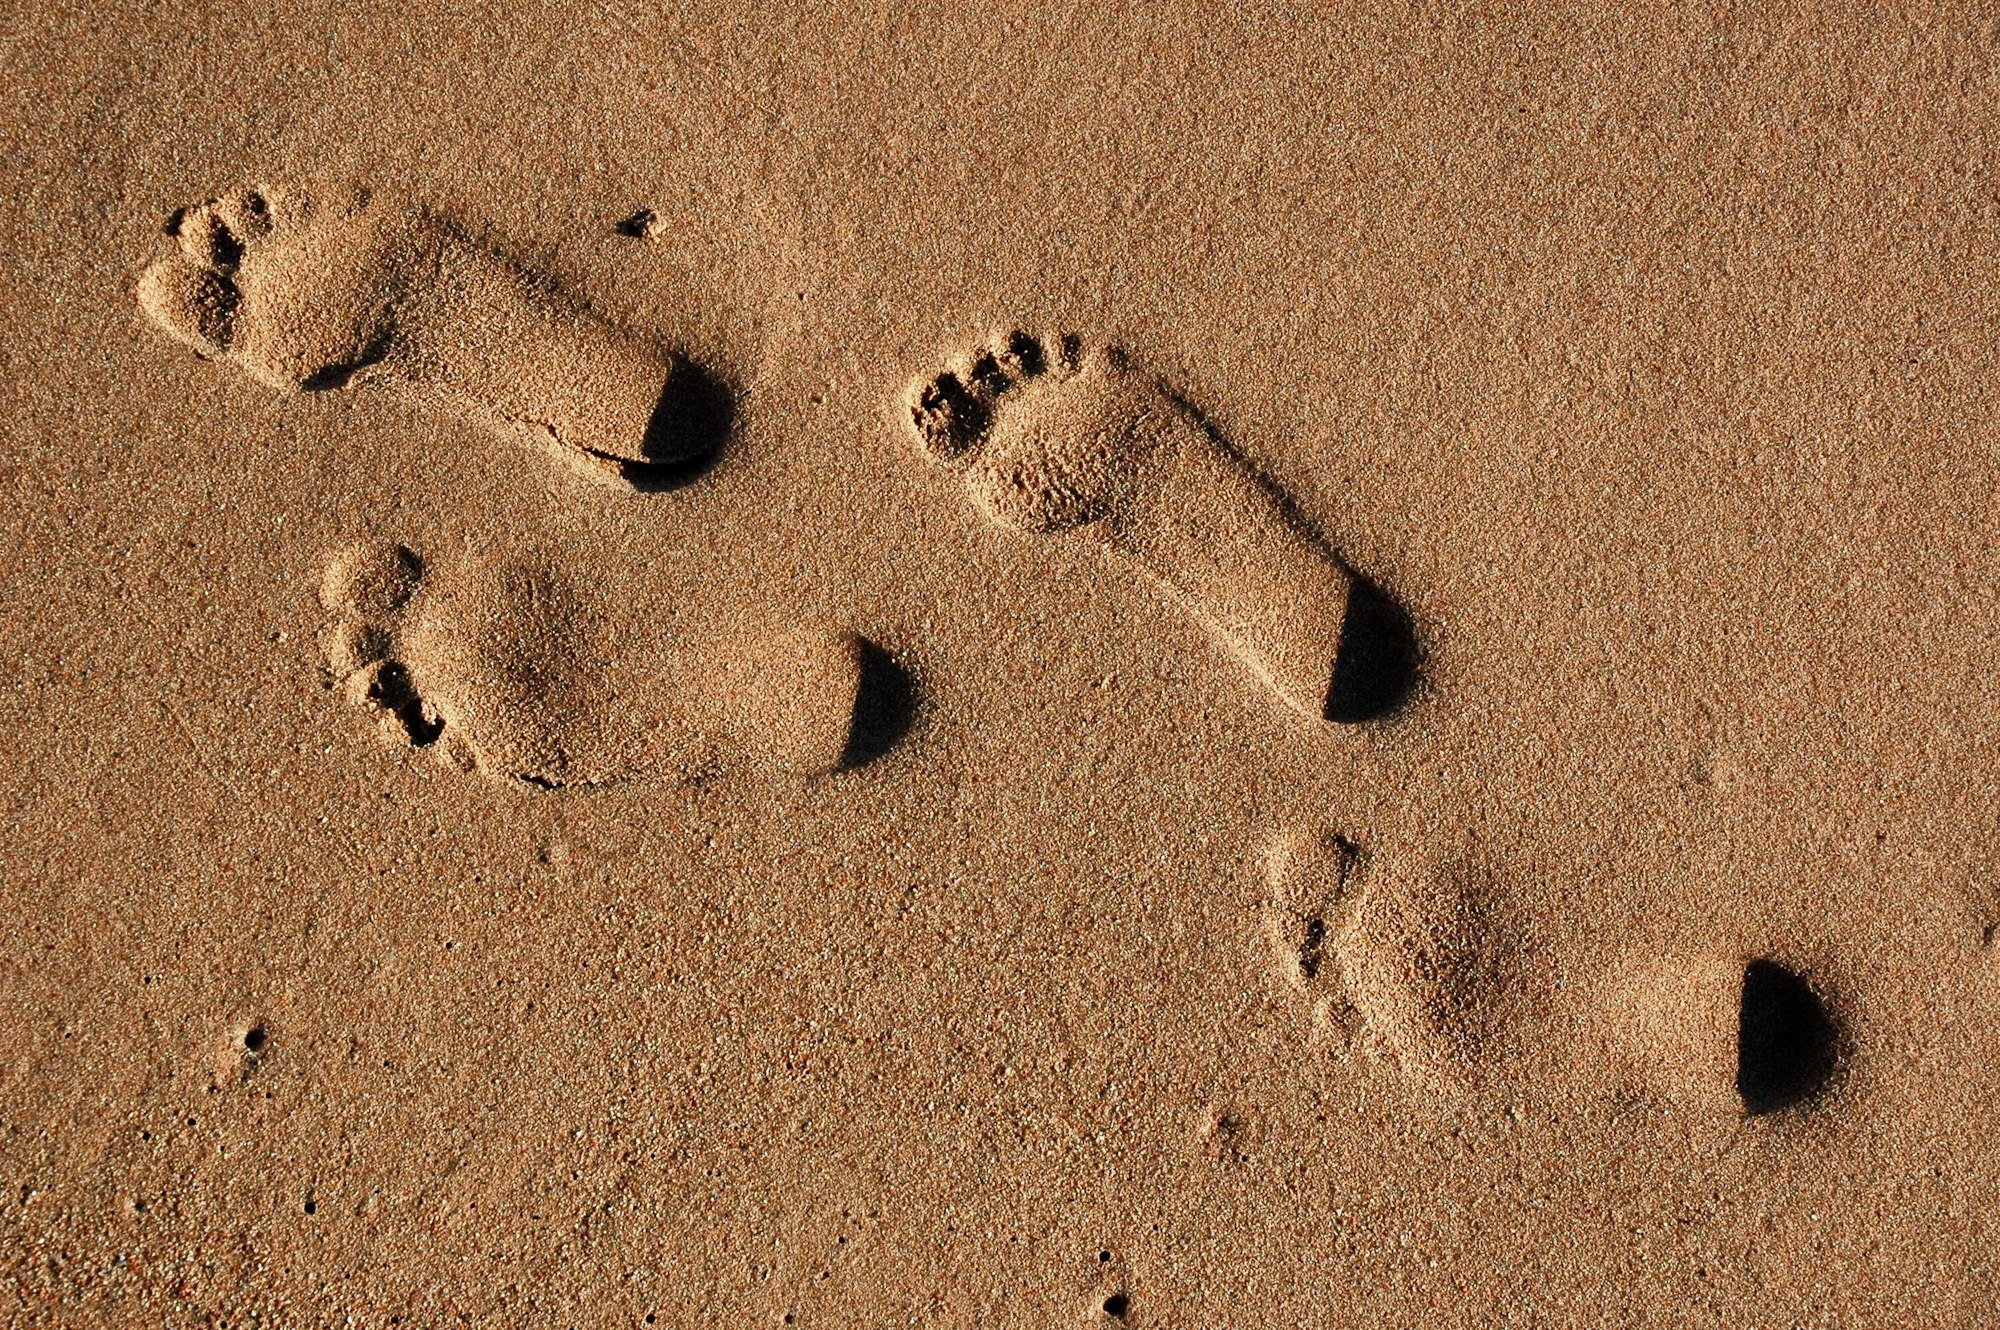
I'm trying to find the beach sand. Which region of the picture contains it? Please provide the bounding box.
[4,3,1998,1325]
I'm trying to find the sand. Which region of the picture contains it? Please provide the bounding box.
[3,3,1998,1326]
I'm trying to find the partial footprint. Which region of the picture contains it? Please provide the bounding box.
[318,540,890,786]
[1594,953,1840,1115]
[138,185,727,485]
[1335,860,1542,1084]
[905,332,1415,723]
[1261,828,1365,1046]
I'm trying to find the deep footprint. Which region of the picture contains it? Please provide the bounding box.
[906,331,1412,723]
[138,184,726,485]
[318,539,886,786]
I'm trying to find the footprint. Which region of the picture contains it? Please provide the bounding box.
[1264,839,1531,1082]
[1600,953,1840,1115]
[1260,828,1365,1045]
[317,540,891,786]
[1263,836,1843,1113]
[904,332,1415,723]
[1333,861,1540,1084]
[137,185,728,486]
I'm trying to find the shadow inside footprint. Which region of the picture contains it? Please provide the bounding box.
[1737,959,1838,1114]
[840,640,917,770]
[1323,575,1419,723]
[365,658,445,748]
[297,332,394,392]
[623,360,735,491]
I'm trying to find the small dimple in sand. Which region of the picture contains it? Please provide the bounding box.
[210,1022,270,1088]
[137,184,725,485]
[906,331,1411,723]
[318,539,879,786]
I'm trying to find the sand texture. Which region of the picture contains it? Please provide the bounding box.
[4,4,2000,1326]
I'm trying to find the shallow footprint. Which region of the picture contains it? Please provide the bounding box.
[138,184,727,486]
[1261,827,1366,1046]
[905,332,1414,723]
[318,540,882,786]
[1333,859,1546,1086]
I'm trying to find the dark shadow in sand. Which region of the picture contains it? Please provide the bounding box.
[622,360,735,493]
[1324,574,1419,724]
[1737,959,1837,1114]
[840,640,918,770]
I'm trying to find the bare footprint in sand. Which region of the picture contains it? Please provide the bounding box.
[1261,828,1366,1046]
[1594,953,1840,1116]
[137,185,727,485]
[318,540,898,786]
[1262,832,1843,1113]
[905,332,1415,723]
[1263,837,1540,1086]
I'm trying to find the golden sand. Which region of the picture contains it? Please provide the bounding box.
[4,5,1997,1325]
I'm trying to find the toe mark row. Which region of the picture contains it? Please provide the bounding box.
[909,329,1081,459]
